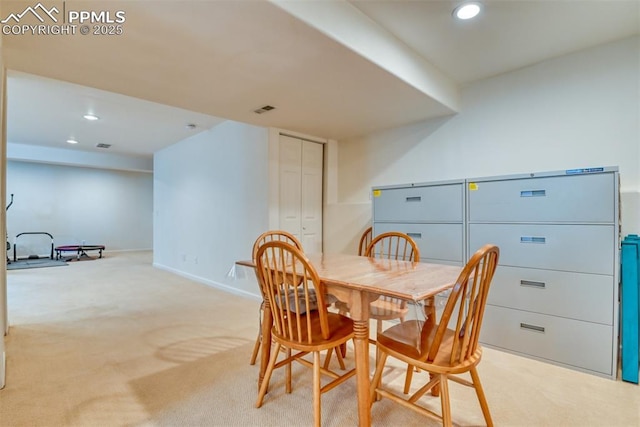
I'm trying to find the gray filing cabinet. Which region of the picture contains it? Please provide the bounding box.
[372,180,465,265]
[467,168,619,377]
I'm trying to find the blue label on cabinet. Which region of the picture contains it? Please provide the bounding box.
[565,167,604,175]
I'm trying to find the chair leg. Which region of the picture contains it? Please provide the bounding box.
[403,363,414,394]
[323,346,346,371]
[313,351,322,427]
[371,319,382,370]
[249,330,261,365]
[286,348,292,394]
[323,348,334,370]
[256,342,281,408]
[439,375,452,427]
[369,350,388,405]
[376,319,383,334]
[250,303,265,365]
[470,366,494,427]
[335,346,346,370]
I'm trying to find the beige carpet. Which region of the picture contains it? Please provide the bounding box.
[1,251,639,426]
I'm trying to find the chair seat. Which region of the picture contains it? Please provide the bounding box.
[272,312,354,352]
[334,300,348,312]
[369,299,409,320]
[377,319,479,372]
[334,299,408,318]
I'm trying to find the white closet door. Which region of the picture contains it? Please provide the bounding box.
[279,136,303,239]
[300,140,323,253]
[278,135,323,253]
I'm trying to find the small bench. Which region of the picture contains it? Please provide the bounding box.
[55,245,105,261]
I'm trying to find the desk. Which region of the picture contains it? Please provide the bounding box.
[238,253,460,427]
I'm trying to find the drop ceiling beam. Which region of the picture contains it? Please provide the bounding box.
[271,0,460,113]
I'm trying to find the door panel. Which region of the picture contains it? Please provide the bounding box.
[279,136,302,240]
[301,140,323,253]
[278,135,323,252]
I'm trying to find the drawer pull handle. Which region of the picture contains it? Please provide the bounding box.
[520,280,546,289]
[405,196,422,202]
[406,232,422,239]
[520,323,545,333]
[520,190,546,197]
[520,236,546,244]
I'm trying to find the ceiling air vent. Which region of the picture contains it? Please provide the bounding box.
[254,105,276,114]
[96,143,111,149]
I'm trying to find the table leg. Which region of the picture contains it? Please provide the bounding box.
[349,291,371,427]
[259,299,273,392]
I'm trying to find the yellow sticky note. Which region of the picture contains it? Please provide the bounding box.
[469,183,478,191]
[373,190,382,197]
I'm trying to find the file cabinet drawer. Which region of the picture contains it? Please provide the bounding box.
[488,266,613,324]
[469,223,614,274]
[373,183,463,222]
[374,222,463,263]
[468,173,615,223]
[481,305,613,375]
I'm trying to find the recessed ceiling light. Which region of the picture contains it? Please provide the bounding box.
[453,2,481,20]
[83,114,99,121]
[66,139,78,144]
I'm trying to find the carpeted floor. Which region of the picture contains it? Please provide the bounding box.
[1,251,639,426]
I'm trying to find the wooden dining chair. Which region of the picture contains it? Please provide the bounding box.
[338,230,419,325]
[336,230,419,381]
[365,231,421,336]
[358,226,373,256]
[255,240,356,427]
[366,231,421,391]
[370,244,500,427]
[249,230,303,366]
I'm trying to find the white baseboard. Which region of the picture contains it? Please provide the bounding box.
[1,350,5,389]
[152,262,261,302]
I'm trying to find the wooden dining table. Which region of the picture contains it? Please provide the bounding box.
[238,253,461,427]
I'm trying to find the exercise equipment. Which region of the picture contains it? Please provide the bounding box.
[13,232,54,262]
[6,193,13,264]
[55,245,105,261]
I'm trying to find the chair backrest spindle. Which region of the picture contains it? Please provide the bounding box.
[358,227,373,256]
[365,231,420,262]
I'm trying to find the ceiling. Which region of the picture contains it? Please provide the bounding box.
[2,0,638,159]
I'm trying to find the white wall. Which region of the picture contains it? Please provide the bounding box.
[326,36,640,254]
[6,161,153,256]
[153,121,268,299]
